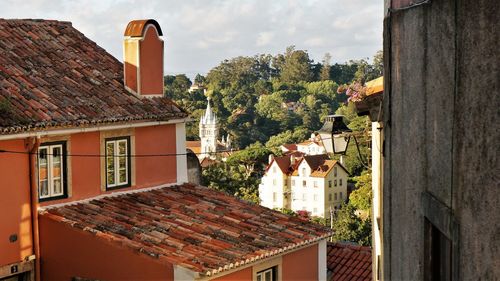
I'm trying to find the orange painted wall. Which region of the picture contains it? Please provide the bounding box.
[211,266,252,281]
[282,244,319,281]
[37,124,178,207]
[135,125,177,187]
[39,215,173,281]
[139,25,163,95]
[124,40,138,93]
[0,139,33,266]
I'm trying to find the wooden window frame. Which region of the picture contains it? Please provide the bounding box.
[38,141,68,202]
[105,136,131,190]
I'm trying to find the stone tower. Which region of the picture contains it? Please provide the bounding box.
[199,96,218,159]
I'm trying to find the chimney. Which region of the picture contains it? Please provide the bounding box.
[269,154,275,164]
[123,19,164,97]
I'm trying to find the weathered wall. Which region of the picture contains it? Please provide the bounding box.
[39,215,173,281]
[384,0,499,279]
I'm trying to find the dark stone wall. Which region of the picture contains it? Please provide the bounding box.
[384,0,499,279]
[186,149,201,185]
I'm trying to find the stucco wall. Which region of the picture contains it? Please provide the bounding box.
[39,215,173,281]
[0,139,33,266]
[384,0,499,279]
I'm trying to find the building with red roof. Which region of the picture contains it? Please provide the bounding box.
[0,18,331,281]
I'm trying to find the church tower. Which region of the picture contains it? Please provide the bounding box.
[199,96,219,159]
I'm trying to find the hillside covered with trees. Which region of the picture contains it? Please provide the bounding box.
[165,47,382,246]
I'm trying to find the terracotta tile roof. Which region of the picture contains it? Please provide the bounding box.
[266,154,303,175]
[0,19,187,134]
[40,183,331,277]
[327,242,372,281]
[281,143,297,151]
[292,155,349,178]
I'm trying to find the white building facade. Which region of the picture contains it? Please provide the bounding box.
[259,154,348,218]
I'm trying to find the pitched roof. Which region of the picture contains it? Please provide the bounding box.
[327,242,372,281]
[0,19,187,134]
[266,154,303,175]
[40,183,331,277]
[291,154,349,178]
[281,143,297,151]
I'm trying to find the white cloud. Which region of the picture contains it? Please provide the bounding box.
[0,0,383,76]
[256,32,274,47]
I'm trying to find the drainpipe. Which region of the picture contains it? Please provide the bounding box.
[27,136,41,281]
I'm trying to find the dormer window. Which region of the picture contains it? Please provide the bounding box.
[38,142,68,201]
[105,137,131,189]
[302,167,306,176]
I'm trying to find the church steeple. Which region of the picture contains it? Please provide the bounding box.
[199,95,219,160]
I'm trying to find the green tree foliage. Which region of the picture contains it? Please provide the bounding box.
[349,169,372,211]
[331,204,372,246]
[265,128,310,150]
[279,46,313,83]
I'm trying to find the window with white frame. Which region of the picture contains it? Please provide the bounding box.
[302,193,307,201]
[328,180,332,188]
[334,179,337,186]
[313,194,318,201]
[334,193,338,200]
[105,137,131,189]
[273,192,277,202]
[302,167,306,176]
[256,266,277,281]
[302,180,306,187]
[313,181,318,188]
[38,142,67,201]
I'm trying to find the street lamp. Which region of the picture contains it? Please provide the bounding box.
[318,115,352,155]
[318,115,370,167]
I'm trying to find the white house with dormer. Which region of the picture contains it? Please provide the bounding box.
[259,153,349,218]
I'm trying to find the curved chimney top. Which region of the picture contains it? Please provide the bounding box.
[124,19,163,37]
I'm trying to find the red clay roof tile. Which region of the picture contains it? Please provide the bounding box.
[40,183,331,277]
[0,19,187,134]
[327,242,372,281]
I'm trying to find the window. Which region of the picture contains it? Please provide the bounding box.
[256,266,277,281]
[329,194,332,201]
[105,137,131,189]
[424,219,452,281]
[302,193,306,201]
[328,180,332,188]
[334,193,338,200]
[302,167,306,176]
[313,208,317,214]
[313,194,318,201]
[273,167,277,173]
[334,179,337,186]
[302,180,307,187]
[334,167,337,177]
[273,192,277,202]
[339,179,343,186]
[38,142,67,201]
[313,181,318,188]
[340,192,343,199]
[291,180,295,186]
[272,179,277,186]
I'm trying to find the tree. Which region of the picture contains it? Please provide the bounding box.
[279,46,313,83]
[194,73,206,85]
[331,204,372,246]
[349,169,372,211]
[320,53,332,81]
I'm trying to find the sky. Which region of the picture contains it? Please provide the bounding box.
[2,0,383,79]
